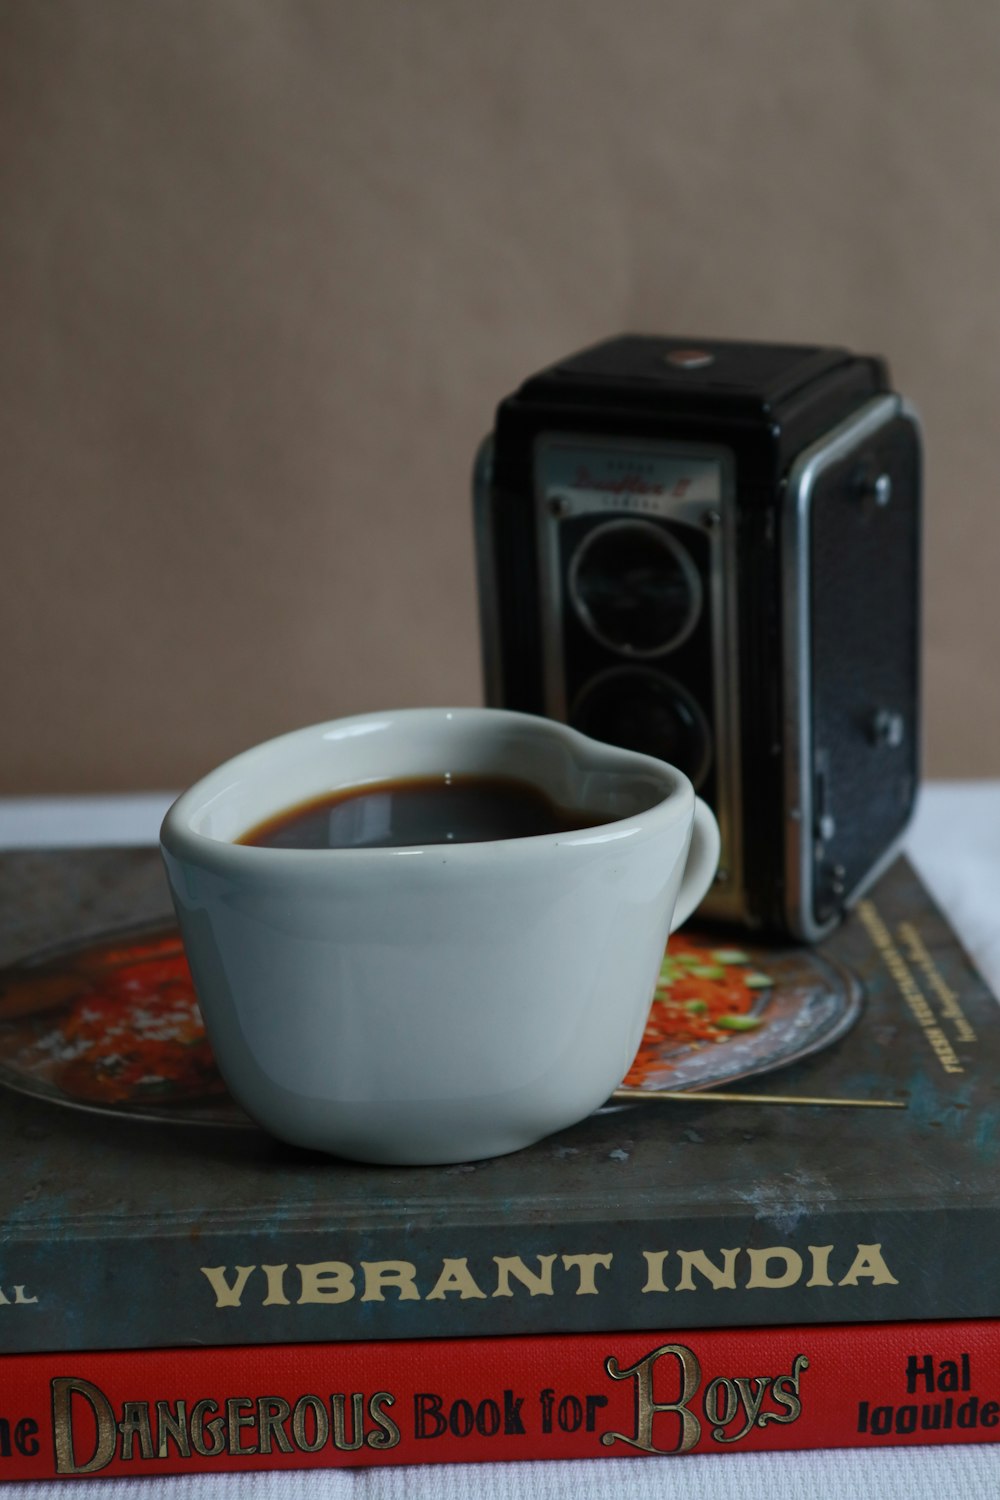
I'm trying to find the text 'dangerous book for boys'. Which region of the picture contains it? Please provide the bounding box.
[1,1320,999,1477]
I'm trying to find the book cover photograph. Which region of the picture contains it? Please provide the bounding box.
[0,879,862,1124]
[1,844,998,1362]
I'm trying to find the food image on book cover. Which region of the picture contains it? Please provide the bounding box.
[0,920,862,1127]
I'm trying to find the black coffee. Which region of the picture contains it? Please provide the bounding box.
[237,775,605,849]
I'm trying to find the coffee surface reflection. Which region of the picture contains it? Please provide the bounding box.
[237,774,606,849]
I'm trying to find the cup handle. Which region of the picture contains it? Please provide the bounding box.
[669,797,722,933]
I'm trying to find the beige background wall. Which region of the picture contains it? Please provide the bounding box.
[1,0,997,792]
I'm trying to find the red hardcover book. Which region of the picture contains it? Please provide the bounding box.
[1,1321,997,1479]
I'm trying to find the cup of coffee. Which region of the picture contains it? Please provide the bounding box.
[160,708,719,1164]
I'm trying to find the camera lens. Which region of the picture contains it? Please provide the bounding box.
[571,667,713,789]
[568,520,701,657]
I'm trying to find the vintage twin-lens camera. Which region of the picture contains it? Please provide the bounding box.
[473,335,921,939]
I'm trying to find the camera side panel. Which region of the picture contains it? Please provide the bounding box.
[783,397,921,939]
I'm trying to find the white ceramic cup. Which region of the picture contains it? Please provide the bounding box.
[160,708,720,1165]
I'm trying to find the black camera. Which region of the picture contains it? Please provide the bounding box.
[473,335,921,939]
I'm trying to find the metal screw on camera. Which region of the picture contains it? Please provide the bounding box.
[871,709,905,748]
[858,471,892,507]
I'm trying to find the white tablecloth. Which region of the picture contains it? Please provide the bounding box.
[1,783,998,1499]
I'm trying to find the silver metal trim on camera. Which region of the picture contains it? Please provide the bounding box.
[532,434,746,924]
[782,393,911,941]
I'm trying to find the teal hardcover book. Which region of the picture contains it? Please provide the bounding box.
[0,847,997,1354]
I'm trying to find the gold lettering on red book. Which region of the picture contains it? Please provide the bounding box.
[602,1344,703,1453]
[600,1346,810,1454]
[50,1379,402,1471]
[51,1378,116,1474]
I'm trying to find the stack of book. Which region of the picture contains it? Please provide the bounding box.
[0,846,997,1479]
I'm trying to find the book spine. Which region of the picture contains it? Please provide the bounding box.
[10,1204,1000,1352]
[0,1320,997,1479]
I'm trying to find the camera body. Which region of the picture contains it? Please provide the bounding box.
[473,335,921,939]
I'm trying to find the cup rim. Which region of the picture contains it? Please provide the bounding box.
[160,706,693,867]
